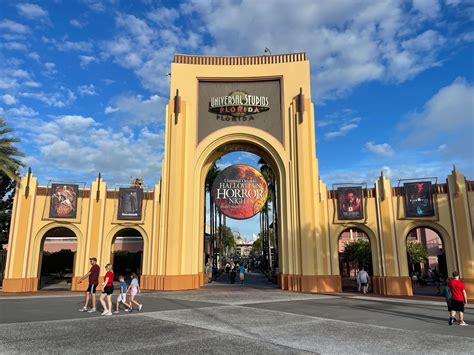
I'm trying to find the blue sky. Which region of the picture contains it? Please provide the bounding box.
[1,0,473,240]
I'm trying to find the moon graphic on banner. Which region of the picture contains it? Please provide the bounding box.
[212,164,268,220]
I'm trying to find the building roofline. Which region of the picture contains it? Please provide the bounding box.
[172,53,307,65]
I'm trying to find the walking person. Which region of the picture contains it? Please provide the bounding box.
[127,273,143,312]
[78,257,100,313]
[230,264,237,284]
[225,262,231,282]
[448,271,468,326]
[443,278,455,323]
[357,267,370,294]
[114,275,131,313]
[99,264,114,316]
[239,264,245,285]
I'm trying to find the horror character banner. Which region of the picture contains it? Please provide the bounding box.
[49,184,79,218]
[212,164,268,220]
[404,181,435,217]
[198,80,282,143]
[118,188,143,220]
[337,186,364,220]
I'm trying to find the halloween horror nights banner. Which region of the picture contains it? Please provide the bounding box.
[337,186,364,220]
[404,181,435,217]
[49,184,79,218]
[212,164,268,220]
[117,187,143,220]
[198,80,282,143]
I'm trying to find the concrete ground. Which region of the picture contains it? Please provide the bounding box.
[0,273,473,354]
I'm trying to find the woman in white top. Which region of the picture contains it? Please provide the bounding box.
[126,272,143,312]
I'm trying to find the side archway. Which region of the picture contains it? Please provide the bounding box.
[102,225,150,279]
[400,221,455,296]
[30,222,84,291]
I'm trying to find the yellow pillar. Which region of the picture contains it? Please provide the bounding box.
[3,173,39,292]
[375,174,412,296]
[447,166,474,301]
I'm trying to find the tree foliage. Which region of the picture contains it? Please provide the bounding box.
[0,117,24,181]
[341,239,371,270]
[0,173,15,246]
[407,241,428,264]
[41,249,75,277]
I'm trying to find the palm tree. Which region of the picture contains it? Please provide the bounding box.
[0,117,24,180]
[258,158,276,273]
[205,162,220,273]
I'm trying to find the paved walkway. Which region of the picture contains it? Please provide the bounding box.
[0,284,473,353]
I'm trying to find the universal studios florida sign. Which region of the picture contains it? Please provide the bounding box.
[209,90,270,120]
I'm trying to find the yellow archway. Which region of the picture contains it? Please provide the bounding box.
[193,128,289,283]
[332,223,381,277]
[399,221,456,281]
[101,225,150,277]
[29,222,84,291]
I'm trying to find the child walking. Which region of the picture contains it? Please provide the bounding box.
[127,273,143,312]
[114,275,131,313]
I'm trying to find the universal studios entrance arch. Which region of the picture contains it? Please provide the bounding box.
[3,53,474,300]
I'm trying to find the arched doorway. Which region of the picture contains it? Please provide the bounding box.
[338,228,373,293]
[406,227,447,296]
[111,228,144,280]
[39,227,77,290]
[202,147,280,289]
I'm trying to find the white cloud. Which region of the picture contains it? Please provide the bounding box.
[365,142,395,157]
[325,123,358,139]
[101,11,202,93]
[44,62,57,74]
[20,88,77,108]
[77,84,97,96]
[28,52,40,61]
[0,20,29,34]
[1,41,28,51]
[412,0,441,19]
[1,94,17,105]
[16,3,49,20]
[1,104,38,117]
[177,0,459,101]
[79,55,96,67]
[403,78,474,141]
[104,94,166,124]
[42,36,93,52]
[23,115,165,184]
[70,19,86,28]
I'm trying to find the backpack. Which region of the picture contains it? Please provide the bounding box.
[443,285,451,301]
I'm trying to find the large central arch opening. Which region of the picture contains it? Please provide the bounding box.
[39,227,77,290]
[202,142,281,289]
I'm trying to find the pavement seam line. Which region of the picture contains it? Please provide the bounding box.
[141,309,319,354]
[235,305,473,341]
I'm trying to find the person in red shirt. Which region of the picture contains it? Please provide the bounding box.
[100,264,114,316]
[78,257,100,313]
[448,271,468,326]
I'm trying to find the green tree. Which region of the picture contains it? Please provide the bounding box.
[0,173,16,246]
[252,237,262,255]
[407,241,428,265]
[341,239,372,271]
[0,117,24,181]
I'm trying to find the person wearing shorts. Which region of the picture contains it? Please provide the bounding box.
[78,257,100,313]
[126,272,143,312]
[448,271,468,326]
[100,264,114,316]
[114,275,131,313]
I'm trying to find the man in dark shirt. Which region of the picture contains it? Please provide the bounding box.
[78,257,100,313]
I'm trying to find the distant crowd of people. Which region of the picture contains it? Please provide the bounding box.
[78,257,143,316]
